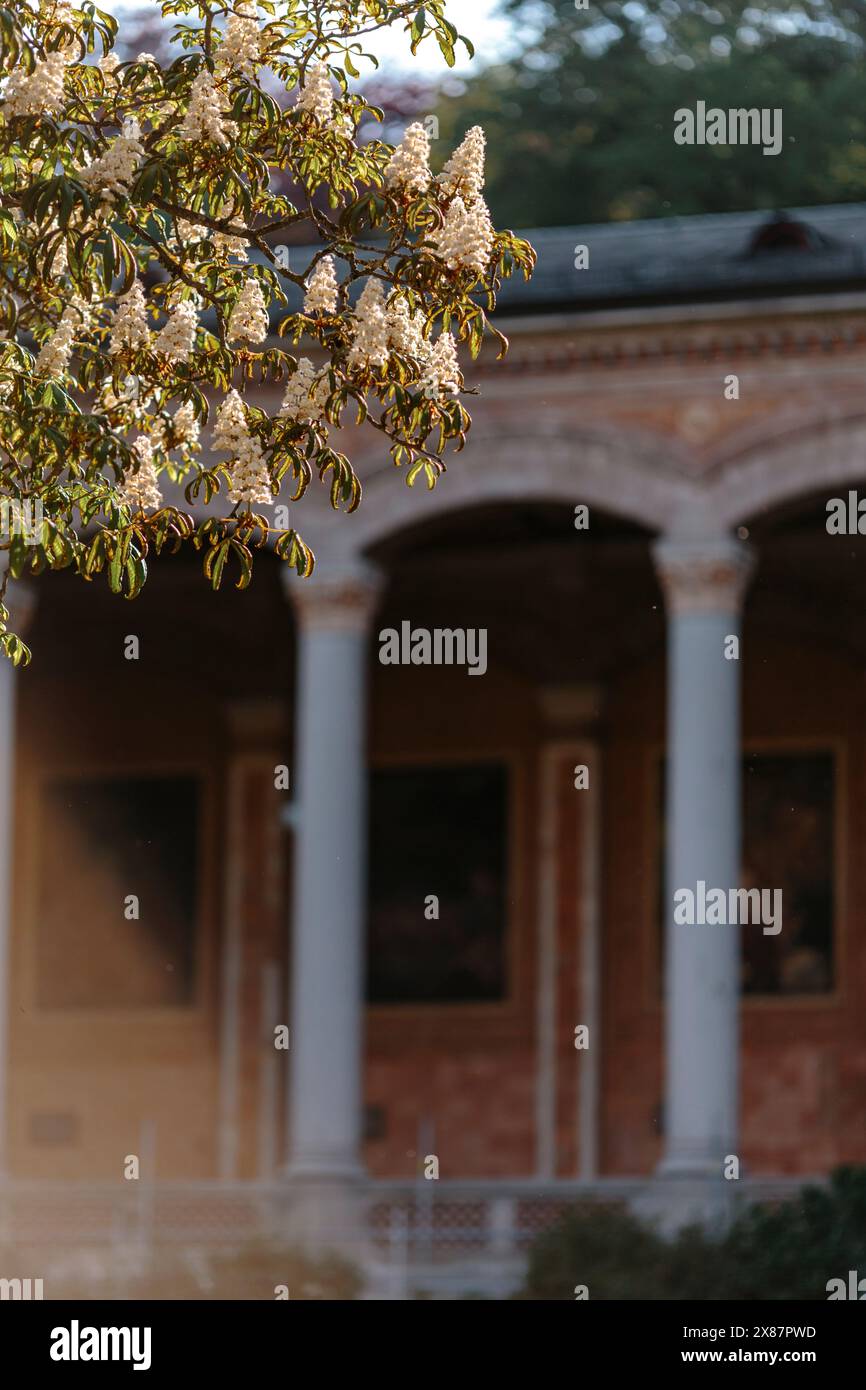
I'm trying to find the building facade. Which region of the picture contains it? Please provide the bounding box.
[3,203,866,1281]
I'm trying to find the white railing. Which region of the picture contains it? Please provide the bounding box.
[0,1173,817,1257]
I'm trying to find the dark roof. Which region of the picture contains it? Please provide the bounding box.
[234,202,866,331]
[495,203,866,315]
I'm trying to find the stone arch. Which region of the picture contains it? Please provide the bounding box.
[705,414,866,529]
[314,428,695,562]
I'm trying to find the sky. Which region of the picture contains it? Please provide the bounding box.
[112,0,517,76]
[358,0,516,75]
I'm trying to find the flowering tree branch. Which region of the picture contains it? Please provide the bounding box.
[0,0,535,663]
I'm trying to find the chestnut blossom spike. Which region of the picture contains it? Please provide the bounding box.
[227,276,268,345]
[152,400,200,453]
[3,47,71,119]
[280,358,330,423]
[216,2,260,78]
[384,121,432,195]
[174,218,205,247]
[98,52,120,82]
[109,279,150,355]
[347,278,389,373]
[34,296,89,379]
[430,194,495,276]
[34,316,76,378]
[420,331,461,397]
[43,0,76,29]
[154,299,198,363]
[170,400,200,449]
[386,296,428,364]
[78,119,145,204]
[212,388,271,506]
[178,69,236,147]
[438,126,486,203]
[331,107,355,139]
[117,437,162,512]
[294,62,334,123]
[212,229,249,261]
[303,256,338,316]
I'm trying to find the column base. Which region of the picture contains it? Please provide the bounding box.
[635,1167,738,1236]
[281,1163,368,1258]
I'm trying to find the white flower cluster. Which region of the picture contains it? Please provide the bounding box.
[227,276,268,345]
[174,217,205,247]
[381,294,461,397]
[331,106,355,140]
[437,125,486,202]
[294,62,333,123]
[78,118,145,205]
[98,52,120,83]
[212,229,248,261]
[173,208,248,260]
[41,0,76,28]
[386,295,427,362]
[34,296,89,378]
[344,284,462,397]
[212,388,271,505]
[430,194,494,277]
[155,299,198,362]
[3,46,71,119]
[178,70,236,148]
[117,437,162,512]
[303,256,338,315]
[280,357,330,424]
[151,400,200,453]
[419,331,461,396]
[109,279,150,355]
[216,1,260,78]
[346,278,389,373]
[385,121,432,195]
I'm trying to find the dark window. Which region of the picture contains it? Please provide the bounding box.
[36,775,200,1008]
[658,751,835,996]
[740,753,834,995]
[367,763,509,1004]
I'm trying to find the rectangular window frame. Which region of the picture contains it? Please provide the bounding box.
[19,759,219,1027]
[645,736,847,1011]
[365,746,530,1041]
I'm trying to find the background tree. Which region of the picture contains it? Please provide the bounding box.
[0,0,534,662]
[437,0,866,226]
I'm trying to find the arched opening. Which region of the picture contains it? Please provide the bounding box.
[735,488,866,1172]
[362,498,663,1179]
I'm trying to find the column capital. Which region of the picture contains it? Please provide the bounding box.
[652,533,755,618]
[282,560,384,635]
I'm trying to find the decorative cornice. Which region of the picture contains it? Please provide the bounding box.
[652,535,755,617]
[476,315,866,379]
[282,562,383,634]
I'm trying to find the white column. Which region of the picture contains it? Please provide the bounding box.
[652,533,754,1180]
[282,562,382,1186]
[0,562,35,1179]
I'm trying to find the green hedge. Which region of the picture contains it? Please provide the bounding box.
[519,1167,866,1300]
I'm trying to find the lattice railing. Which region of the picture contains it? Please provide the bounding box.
[0,1174,815,1259]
